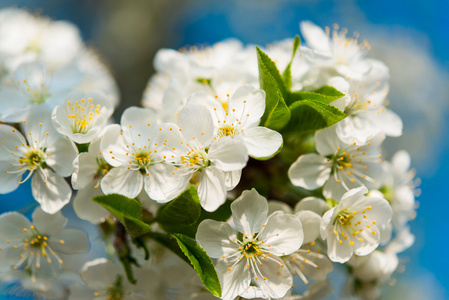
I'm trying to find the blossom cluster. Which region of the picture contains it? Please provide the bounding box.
[0,8,418,300]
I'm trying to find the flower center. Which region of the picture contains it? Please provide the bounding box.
[66,98,102,134]
[134,152,152,168]
[218,124,238,137]
[241,239,264,258]
[181,148,209,170]
[19,149,45,169]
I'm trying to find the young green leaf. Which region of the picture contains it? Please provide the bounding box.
[313,85,345,99]
[286,89,344,106]
[172,234,222,298]
[157,185,201,230]
[264,91,291,131]
[282,35,301,90]
[257,46,287,126]
[287,99,346,133]
[93,194,152,237]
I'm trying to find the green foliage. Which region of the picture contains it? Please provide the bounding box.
[93,194,152,237]
[157,185,201,230]
[148,232,222,298]
[172,234,222,297]
[282,35,301,90]
[257,47,289,129]
[286,88,344,106]
[287,99,346,133]
[263,91,291,131]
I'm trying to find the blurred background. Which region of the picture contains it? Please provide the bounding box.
[0,0,448,299]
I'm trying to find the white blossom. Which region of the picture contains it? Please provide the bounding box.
[196,189,303,300]
[0,107,78,213]
[0,207,89,277]
[320,187,392,263]
[288,124,384,200]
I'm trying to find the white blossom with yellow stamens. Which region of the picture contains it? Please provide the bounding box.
[100,106,188,201]
[327,72,402,144]
[0,61,83,123]
[0,207,88,279]
[320,187,392,263]
[0,107,78,213]
[72,136,112,224]
[188,84,283,160]
[288,124,384,201]
[51,90,113,144]
[174,103,248,212]
[299,21,378,89]
[196,189,303,300]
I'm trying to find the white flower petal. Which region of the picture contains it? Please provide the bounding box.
[208,136,248,172]
[296,210,321,244]
[224,169,242,190]
[99,124,125,167]
[243,126,283,159]
[71,153,98,190]
[294,197,330,216]
[46,137,78,177]
[314,124,342,156]
[197,166,227,212]
[144,164,189,202]
[179,104,214,147]
[101,167,143,199]
[300,21,332,54]
[0,167,21,193]
[73,182,109,224]
[229,85,266,126]
[288,153,331,190]
[120,106,158,146]
[252,255,293,299]
[80,258,118,290]
[32,169,71,214]
[0,212,32,240]
[0,124,27,158]
[215,259,250,300]
[259,212,303,256]
[196,219,239,258]
[231,189,268,236]
[31,207,67,236]
[50,229,89,254]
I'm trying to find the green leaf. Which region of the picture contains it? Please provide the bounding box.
[287,99,346,133]
[159,199,233,238]
[93,194,152,237]
[286,90,343,106]
[264,91,291,131]
[172,234,222,298]
[282,35,301,90]
[257,47,287,125]
[313,85,345,100]
[157,185,201,230]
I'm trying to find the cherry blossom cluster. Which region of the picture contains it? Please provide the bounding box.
[0,8,418,300]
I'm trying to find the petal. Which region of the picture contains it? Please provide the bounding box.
[197,166,227,212]
[0,212,32,241]
[300,21,332,54]
[229,85,266,126]
[288,153,331,190]
[101,167,143,199]
[178,104,214,147]
[326,232,353,263]
[49,229,89,254]
[296,210,321,244]
[231,189,268,236]
[252,255,293,299]
[32,169,71,214]
[224,169,242,190]
[268,200,292,215]
[314,124,342,156]
[80,258,118,289]
[46,137,78,177]
[121,107,158,143]
[215,259,250,300]
[392,150,411,176]
[99,124,125,167]
[208,136,248,172]
[0,167,21,193]
[144,163,189,202]
[0,89,29,121]
[31,207,67,236]
[259,212,303,256]
[294,197,329,216]
[196,219,239,258]
[0,124,27,158]
[243,126,283,159]
[22,105,59,147]
[73,182,109,224]
[71,153,98,190]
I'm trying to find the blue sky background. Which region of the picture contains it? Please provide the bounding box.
[0,0,448,299]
